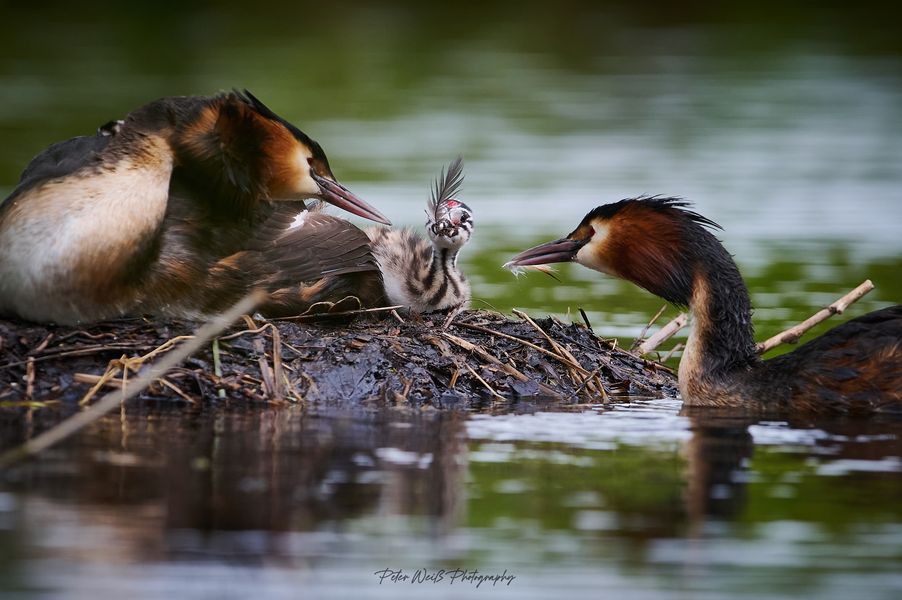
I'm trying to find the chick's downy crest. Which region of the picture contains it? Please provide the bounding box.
[426,157,472,250]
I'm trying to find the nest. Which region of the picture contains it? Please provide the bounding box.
[0,308,677,410]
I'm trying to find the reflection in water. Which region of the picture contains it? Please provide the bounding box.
[3,403,901,598]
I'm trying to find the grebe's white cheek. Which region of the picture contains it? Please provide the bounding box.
[290,148,320,198]
[575,223,613,275]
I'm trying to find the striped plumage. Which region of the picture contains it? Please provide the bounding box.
[367,158,473,313]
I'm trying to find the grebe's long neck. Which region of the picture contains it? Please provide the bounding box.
[424,246,465,303]
[678,247,758,400]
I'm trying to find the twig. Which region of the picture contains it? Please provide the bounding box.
[271,325,284,402]
[158,377,197,404]
[512,309,599,394]
[270,305,404,321]
[25,358,35,400]
[463,363,504,399]
[0,290,264,469]
[218,324,270,341]
[442,304,466,330]
[578,308,593,333]
[661,343,684,363]
[637,313,688,355]
[79,357,126,406]
[756,280,875,354]
[568,364,605,401]
[29,333,55,355]
[440,332,561,398]
[212,338,225,399]
[0,344,154,370]
[449,368,461,388]
[456,322,592,378]
[73,373,122,388]
[632,304,667,350]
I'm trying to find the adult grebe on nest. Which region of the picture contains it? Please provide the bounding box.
[506,197,902,415]
[0,91,390,324]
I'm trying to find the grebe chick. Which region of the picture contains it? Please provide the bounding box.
[506,197,902,414]
[0,91,390,324]
[367,157,473,312]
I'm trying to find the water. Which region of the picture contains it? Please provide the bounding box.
[1,3,901,598]
[2,405,901,599]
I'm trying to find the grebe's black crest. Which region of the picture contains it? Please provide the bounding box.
[428,156,466,221]
[580,196,723,233]
[232,88,330,169]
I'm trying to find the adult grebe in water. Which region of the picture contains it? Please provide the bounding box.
[505,198,902,415]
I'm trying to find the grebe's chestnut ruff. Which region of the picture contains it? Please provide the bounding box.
[506,197,902,415]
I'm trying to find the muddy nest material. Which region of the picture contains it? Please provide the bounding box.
[0,310,677,408]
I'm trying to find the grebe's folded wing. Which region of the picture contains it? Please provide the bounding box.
[266,213,379,283]
[5,132,113,206]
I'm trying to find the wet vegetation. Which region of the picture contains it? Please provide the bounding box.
[0,310,676,408]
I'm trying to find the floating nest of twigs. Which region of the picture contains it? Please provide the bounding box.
[0,308,677,410]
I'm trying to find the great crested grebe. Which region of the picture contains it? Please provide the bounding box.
[506,197,902,414]
[366,157,473,312]
[0,91,390,324]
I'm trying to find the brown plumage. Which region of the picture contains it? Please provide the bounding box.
[0,91,389,324]
[506,197,902,415]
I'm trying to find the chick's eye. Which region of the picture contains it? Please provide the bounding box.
[460,213,470,223]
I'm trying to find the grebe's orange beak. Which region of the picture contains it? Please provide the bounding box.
[311,172,392,226]
[504,237,588,268]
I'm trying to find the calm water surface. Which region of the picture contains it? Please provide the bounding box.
[1,3,901,598]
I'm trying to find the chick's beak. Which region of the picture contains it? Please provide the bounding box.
[504,237,587,268]
[312,173,392,225]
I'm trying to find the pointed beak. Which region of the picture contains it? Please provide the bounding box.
[312,174,392,225]
[504,237,587,268]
